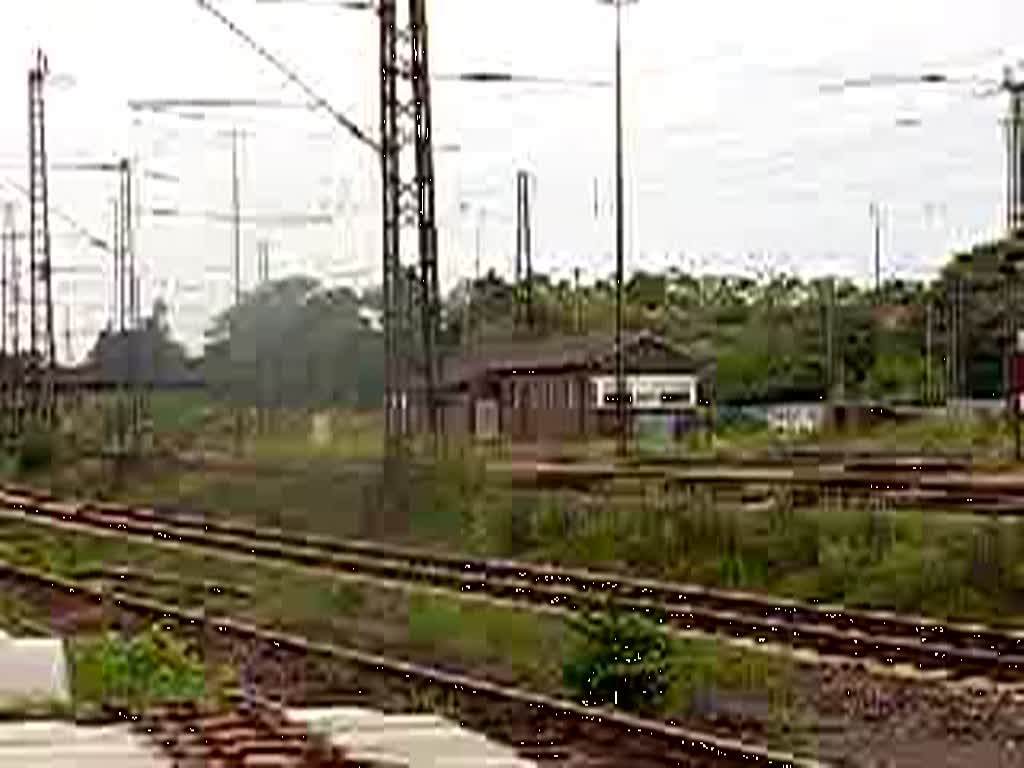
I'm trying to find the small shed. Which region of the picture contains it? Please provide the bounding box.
[416,331,714,444]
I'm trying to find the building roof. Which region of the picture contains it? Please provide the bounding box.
[441,331,713,387]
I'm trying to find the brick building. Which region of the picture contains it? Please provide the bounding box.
[419,332,713,443]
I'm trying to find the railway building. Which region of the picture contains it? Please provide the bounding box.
[417,331,714,444]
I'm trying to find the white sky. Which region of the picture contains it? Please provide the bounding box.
[1,0,1023,356]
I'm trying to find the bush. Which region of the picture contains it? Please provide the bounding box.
[18,428,58,474]
[69,624,227,712]
[563,608,674,715]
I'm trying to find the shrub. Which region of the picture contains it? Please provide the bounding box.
[69,624,226,712]
[563,608,674,715]
[18,427,58,474]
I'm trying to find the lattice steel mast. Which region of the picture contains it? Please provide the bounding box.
[380,0,442,452]
[1,204,18,443]
[27,50,56,427]
[195,0,442,455]
[1006,71,1024,238]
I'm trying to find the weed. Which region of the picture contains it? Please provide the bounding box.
[68,623,228,713]
[563,608,675,715]
[17,427,59,475]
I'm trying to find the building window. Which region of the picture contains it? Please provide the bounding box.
[566,378,574,409]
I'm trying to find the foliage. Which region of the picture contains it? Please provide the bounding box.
[69,624,223,712]
[203,277,384,411]
[563,608,675,714]
[17,427,59,474]
[87,298,193,386]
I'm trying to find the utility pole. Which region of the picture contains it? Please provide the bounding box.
[1,206,10,444]
[257,239,270,284]
[599,0,638,457]
[1007,79,1023,237]
[118,157,142,453]
[63,304,71,364]
[230,126,244,456]
[472,209,482,348]
[515,170,534,331]
[870,202,882,297]
[1,207,9,359]
[231,128,241,308]
[5,205,21,445]
[824,276,836,402]
[574,266,582,334]
[925,300,933,405]
[615,0,626,457]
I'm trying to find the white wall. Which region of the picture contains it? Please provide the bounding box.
[591,374,697,410]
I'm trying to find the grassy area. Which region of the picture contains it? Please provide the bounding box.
[14,435,1024,626]
[424,465,1024,623]
[67,625,230,715]
[0,517,805,731]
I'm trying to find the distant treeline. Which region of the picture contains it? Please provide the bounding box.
[79,237,1024,408]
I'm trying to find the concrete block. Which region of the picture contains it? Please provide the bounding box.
[289,706,536,768]
[0,639,69,707]
[0,722,169,767]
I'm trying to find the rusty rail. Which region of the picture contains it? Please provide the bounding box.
[0,558,818,767]
[2,486,1024,682]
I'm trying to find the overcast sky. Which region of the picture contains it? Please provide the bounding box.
[1,0,1022,356]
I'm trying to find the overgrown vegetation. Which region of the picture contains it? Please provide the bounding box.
[425,477,1024,624]
[17,426,60,474]
[564,609,675,714]
[68,624,231,713]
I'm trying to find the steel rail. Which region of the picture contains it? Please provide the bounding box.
[2,486,1023,682]
[0,558,819,767]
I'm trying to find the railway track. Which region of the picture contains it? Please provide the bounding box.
[0,558,817,767]
[2,484,1024,683]
[126,449,1024,514]
[497,461,1024,514]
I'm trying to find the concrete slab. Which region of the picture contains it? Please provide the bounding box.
[289,706,536,768]
[0,639,69,707]
[0,721,169,767]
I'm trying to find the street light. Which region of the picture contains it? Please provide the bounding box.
[597,0,638,458]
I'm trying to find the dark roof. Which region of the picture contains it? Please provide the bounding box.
[440,331,713,386]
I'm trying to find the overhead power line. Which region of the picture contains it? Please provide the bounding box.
[128,97,313,112]
[0,177,112,253]
[194,0,379,151]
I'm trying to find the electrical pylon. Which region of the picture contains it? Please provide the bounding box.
[380,0,442,454]
[27,50,56,429]
[1,204,19,444]
[1006,76,1024,238]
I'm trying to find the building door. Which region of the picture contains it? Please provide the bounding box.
[475,399,499,441]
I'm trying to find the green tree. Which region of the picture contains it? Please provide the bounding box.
[203,277,384,410]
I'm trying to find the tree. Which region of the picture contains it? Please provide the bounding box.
[86,299,190,385]
[202,277,384,410]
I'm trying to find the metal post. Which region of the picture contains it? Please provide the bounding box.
[231,128,241,307]
[574,266,582,334]
[27,51,55,426]
[515,174,523,329]
[925,300,933,405]
[613,0,627,458]
[524,175,534,331]
[473,209,481,347]
[871,202,881,297]
[1,218,7,359]
[231,126,243,456]
[379,0,442,457]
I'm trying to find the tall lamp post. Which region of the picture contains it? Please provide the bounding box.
[598,0,637,458]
